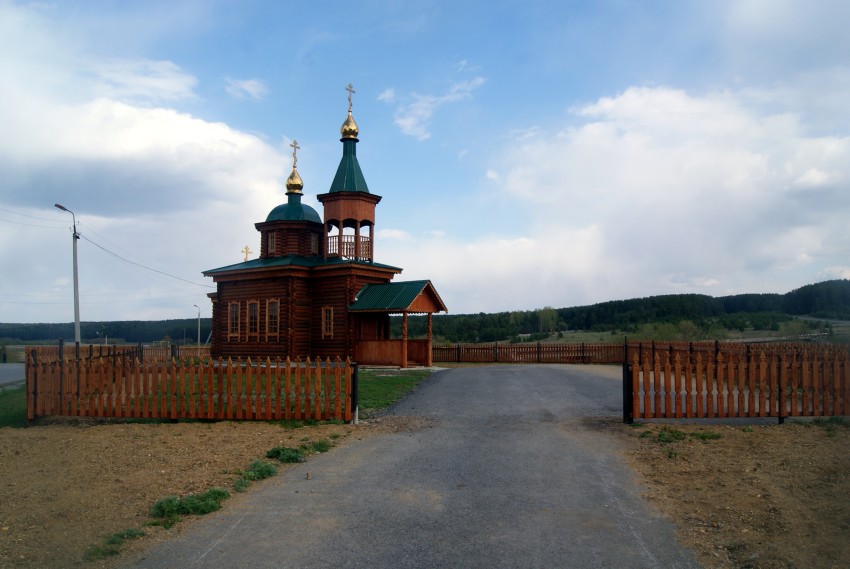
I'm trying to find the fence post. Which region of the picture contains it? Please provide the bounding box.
[623,337,632,423]
[778,351,786,425]
[351,362,359,425]
[29,348,38,421]
[494,342,498,363]
[456,344,461,364]
[537,341,542,363]
[57,339,64,414]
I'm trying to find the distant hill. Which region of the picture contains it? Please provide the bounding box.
[397,279,850,342]
[1,280,848,344]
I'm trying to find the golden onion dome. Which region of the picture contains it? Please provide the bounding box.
[341,111,359,139]
[285,167,303,194]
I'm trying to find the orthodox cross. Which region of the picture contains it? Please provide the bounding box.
[290,139,300,168]
[346,83,355,112]
[241,245,252,261]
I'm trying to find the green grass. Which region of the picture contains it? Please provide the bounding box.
[266,446,306,463]
[0,386,27,428]
[150,487,230,527]
[84,528,144,561]
[233,459,277,492]
[358,369,432,416]
[308,439,331,453]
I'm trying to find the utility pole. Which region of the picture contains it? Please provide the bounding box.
[55,204,81,353]
[193,304,201,346]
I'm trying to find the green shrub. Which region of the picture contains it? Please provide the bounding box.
[242,460,277,481]
[266,446,305,463]
[150,488,230,519]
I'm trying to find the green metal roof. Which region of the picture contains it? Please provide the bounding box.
[349,280,446,313]
[329,138,369,193]
[265,194,322,223]
[203,255,401,276]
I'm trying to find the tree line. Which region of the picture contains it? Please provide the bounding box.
[392,279,850,343]
[1,279,847,345]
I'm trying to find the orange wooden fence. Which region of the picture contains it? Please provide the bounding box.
[31,344,211,364]
[26,354,355,422]
[624,347,850,421]
[433,342,624,364]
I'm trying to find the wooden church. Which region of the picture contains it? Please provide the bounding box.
[203,85,446,367]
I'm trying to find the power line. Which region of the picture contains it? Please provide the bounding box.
[80,234,214,289]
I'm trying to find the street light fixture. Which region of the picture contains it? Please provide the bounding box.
[55,203,81,349]
[193,304,201,347]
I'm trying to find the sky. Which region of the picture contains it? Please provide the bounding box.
[1,0,849,324]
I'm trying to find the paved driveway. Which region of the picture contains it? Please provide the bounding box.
[126,365,699,569]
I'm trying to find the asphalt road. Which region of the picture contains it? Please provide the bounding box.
[126,365,699,569]
[0,363,24,387]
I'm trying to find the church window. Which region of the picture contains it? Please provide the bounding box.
[322,306,333,339]
[310,233,319,255]
[267,300,279,336]
[248,301,259,335]
[268,232,276,254]
[228,302,240,339]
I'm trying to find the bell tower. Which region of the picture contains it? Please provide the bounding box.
[317,83,381,262]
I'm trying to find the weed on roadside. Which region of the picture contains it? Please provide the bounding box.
[233,460,278,492]
[84,528,145,561]
[266,446,306,463]
[149,488,230,528]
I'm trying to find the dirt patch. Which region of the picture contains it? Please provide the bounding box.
[0,417,419,569]
[1,414,847,569]
[616,419,850,569]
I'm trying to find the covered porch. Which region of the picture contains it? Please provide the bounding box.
[349,280,447,368]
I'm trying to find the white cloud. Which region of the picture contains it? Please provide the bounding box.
[381,82,850,312]
[0,2,289,322]
[225,78,268,100]
[485,169,499,182]
[377,88,395,103]
[377,228,413,241]
[384,77,486,140]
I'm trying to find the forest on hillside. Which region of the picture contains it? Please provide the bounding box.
[1,280,848,345]
[394,279,850,343]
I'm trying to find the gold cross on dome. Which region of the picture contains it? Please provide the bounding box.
[346,83,356,112]
[290,139,300,168]
[241,245,252,261]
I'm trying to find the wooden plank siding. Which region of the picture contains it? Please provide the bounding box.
[26,354,355,423]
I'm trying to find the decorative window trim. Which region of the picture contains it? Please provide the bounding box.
[228,301,240,341]
[268,232,276,255]
[322,306,333,339]
[247,299,260,338]
[266,299,279,340]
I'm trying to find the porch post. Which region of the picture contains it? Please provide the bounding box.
[426,312,433,367]
[401,311,408,369]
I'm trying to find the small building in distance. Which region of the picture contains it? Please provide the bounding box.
[203,86,446,367]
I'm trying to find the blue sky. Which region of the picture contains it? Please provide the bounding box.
[1,0,849,324]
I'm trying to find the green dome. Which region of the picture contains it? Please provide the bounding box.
[266,194,321,223]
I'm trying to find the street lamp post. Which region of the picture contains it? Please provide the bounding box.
[193,304,201,346]
[55,203,81,352]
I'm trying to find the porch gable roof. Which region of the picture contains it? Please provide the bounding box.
[349,280,447,314]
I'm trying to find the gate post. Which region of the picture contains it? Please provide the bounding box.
[623,337,633,423]
[351,363,359,425]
